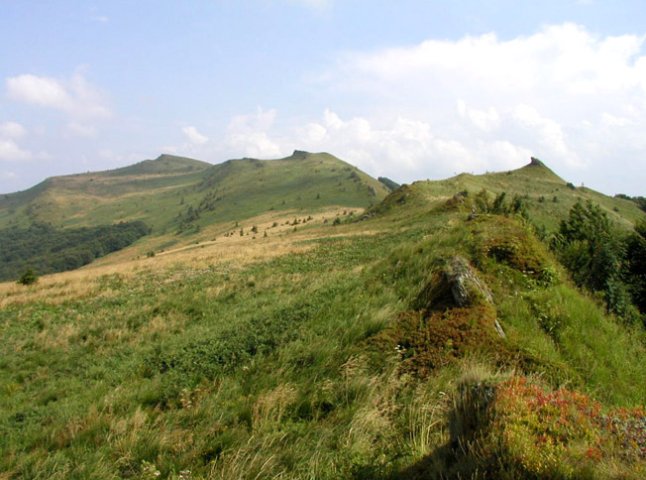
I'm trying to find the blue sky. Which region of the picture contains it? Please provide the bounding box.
[1,0,645,195]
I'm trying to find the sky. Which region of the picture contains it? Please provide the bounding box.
[1,0,645,196]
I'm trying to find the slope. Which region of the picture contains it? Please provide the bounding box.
[174,150,390,232]
[0,157,644,479]
[371,156,644,231]
[0,151,388,234]
[0,154,212,230]
[0,151,389,280]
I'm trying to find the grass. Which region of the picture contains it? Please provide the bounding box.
[0,151,389,235]
[0,158,645,478]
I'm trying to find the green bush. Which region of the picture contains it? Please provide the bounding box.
[17,268,38,285]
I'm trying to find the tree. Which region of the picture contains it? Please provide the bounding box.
[557,201,619,290]
[556,201,631,317]
[624,220,646,313]
[17,268,38,285]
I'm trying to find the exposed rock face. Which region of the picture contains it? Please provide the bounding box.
[291,150,309,160]
[446,256,493,307]
[529,156,545,167]
[417,256,492,310]
[416,256,505,338]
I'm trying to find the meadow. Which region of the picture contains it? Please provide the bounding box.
[1,158,645,479]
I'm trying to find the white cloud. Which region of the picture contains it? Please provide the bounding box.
[182,126,209,145]
[457,100,500,132]
[66,122,97,138]
[511,104,582,167]
[0,121,27,138]
[310,23,646,191]
[0,139,32,161]
[295,109,505,177]
[0,121,33,162]
[601,112,633,127]
[6,72,111,119]
[225,108,282,157]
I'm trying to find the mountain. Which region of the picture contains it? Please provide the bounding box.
[0,151,389,232]
[0,151,390,280]
[176,150,389,232]
[0,154,212,230]
[371,156,644,231]
[0,156,645,479]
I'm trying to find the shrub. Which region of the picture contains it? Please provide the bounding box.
[558,202,613,282]
[624,220,646,320]
[17,268,38,285]
[474,189,491,212]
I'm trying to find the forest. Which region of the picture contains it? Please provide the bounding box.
[0,221,150,281]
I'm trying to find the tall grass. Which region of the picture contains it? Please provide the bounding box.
[1,190,644,478]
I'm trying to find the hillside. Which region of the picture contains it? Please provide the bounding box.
[371,156,644,231]
[0,157,644,479]
[175,150,389,233]
[0,154,212,230]
[0,151,389,279]
[0,151,387,233]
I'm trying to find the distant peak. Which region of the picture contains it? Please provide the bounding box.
[517,156,563,182]
[291,150,309,159]
[155,153,185,162]
[529,156,546,167]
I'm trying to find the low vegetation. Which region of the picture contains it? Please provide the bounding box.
[0,156,644,478]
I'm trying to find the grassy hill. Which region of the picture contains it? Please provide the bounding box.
[175,150,389,233]
[0,151,389,280]
[0,151,388,233]
[372,157,644,231]
[0,154,212,230]
[0,157,644,479]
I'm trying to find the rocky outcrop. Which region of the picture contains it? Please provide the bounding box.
[416,256,505,338]
[529,156,546,167]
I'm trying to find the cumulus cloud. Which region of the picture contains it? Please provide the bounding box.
[294,109,528,178]
[313,23,646,191]
[182,126,209,145]
[204,22,646,195]
[457,100,500,133]
[0,121,33,162]
[225,108,282,158]
[6,72,111,119]
[0,121,27,138]
[0,139,32,161]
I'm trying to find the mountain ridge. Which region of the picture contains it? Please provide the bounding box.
[1,153,645,478]
[0,150,389,231]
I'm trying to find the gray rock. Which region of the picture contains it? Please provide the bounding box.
[416,256,506,338]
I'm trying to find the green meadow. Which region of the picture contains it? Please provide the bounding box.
[0,155,644,479]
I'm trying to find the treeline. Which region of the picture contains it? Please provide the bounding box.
[615,193,646,213]
[455,189,646,325]
[0,221,150,281]
[553,200,646,324]
[377,176,400,191]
